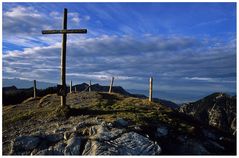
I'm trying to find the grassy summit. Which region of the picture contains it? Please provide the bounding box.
[3,91,236,155]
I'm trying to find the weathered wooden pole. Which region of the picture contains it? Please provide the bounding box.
[149,77,153,102]
[60,8,67,107]
[108,77,114,93]
[33,80,37,99]
[70,80,72,93]
[75,86,77,92]
[89,80,91,92]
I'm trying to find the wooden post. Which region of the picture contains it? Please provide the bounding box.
[75,86,77,92]
[70,80,72,93]
[60,8,67,107]
[149,77,153,102]
[108,77,114,93]
[33,80,37,99]
[89,80,91,92]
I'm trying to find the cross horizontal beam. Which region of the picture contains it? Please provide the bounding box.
[42,29,87,34]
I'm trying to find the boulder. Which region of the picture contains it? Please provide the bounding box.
[74,122,87,131]
[45,133,64,143]
[89,125,125,141]
[53,142,66,154]
[11,136,40,154]
[114,118,129,127]
[83,126,161,155]
[64,136,81,155]
[156,126,168,138]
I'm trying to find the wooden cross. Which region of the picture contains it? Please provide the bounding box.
[42,8,87,107]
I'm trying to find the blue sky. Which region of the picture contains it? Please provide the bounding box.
[2,2,236,103]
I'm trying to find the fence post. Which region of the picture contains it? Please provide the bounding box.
[149,77,153,102]
[33,80,37,99]
[108,77,114,93]
[70,80,72,93]
[89,80,91,92]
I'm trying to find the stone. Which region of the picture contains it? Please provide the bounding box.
[53,127,67,133]
[83,131,161,155]
[36,149,63,155]
[82,128,89,136]
[114,118,129,127]
[53,142,66,154]
[89,125,125,141]
[45,133,64,143]
[64,136,81,155]
[11,136,40,154]
[74,122,86,131]
[64,131,71,140]
[156,126,168,138]
[89,126,97,136]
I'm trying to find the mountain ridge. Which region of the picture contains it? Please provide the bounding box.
[179,92,236,134]
[3,83,178,109]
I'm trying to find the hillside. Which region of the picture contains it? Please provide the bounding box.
[3,91,236,155]
[3,83,178,109]
[179,93,236,134]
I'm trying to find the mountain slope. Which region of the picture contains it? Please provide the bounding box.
[3,92,236,155]
[179,93,236,134]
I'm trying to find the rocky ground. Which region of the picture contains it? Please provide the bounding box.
[3,92,236,155]
[179,93,236,134]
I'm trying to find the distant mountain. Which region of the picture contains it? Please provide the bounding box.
[179,92,236,134]
[3,78,55,89]
[3,82,178,110]
[72,83,131,96]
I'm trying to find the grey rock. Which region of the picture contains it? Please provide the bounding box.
[82,128,89,136]
[64,131,71,140]
[46,133,64,143]
[11,136,40,154]
[83,128,161,155]
[74,122,86,131]
[89,126,97,136]
[64,136,81,155]
[53,127,67,133]
[89,125,125,141]
[114,118,129,127]
[156,126,168,138]
[36,149,63,155]
[107,122,113,127]
[179,93,236,134]
[53,142,66,154]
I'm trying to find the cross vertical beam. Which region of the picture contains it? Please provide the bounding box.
[61,8,67,107]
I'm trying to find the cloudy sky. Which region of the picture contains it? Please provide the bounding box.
[2,2,236,103]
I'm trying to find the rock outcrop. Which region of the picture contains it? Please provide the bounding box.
[179,93,236,134]
[10,120,161,155]
[82,124,161,155]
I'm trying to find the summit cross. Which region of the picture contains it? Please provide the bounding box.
[42,8,87,107]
